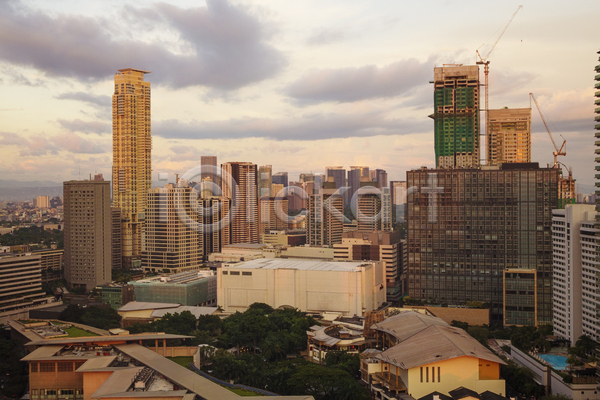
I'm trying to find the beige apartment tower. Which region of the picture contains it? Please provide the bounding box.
[63,180,112,291]
[487,107,531,164]
[307,179,344,246]
[112,68,151,268]
[142,183,202,274]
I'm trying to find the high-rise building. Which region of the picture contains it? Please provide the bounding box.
[347,166,369,206]
[258,165,273,198]
[487,108,531,165]
[594,49,600,339]
[200,156,217,181]
[430,65,480,168]
[142,183,202,274]
[272,172,288,187]
[64,180,112,291]
[200,196,231,256]
[112,68,151,268]
[0,252,47,320]
[260,197,289,234]
[558,169,576,209]
[111,207,122,269]
[371,169,388,189]
[552,204,597,344]
[333,231,405,302]
[407,164,558,324]
[221,162,259,244]
[307,179,343,246]
[390,181,407,222]
[326,166,346,190]
[34,196,50,209]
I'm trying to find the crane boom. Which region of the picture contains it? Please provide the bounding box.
[529,93,567,167]
[476,5,523,63]
[476,5,522,164]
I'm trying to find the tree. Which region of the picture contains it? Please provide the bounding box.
[248,302,274,315]
[467,326,489,345]
[59,304,85,323]
[197,314,223,336]
[286,363,369,400]
[80,306,122,330]
[324,351,361,377]
[574,335,597,356]
[540,395,572,400]
[451,320,469,330]
[0,337,28,397]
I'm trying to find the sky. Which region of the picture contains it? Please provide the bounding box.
[0,0,598,189]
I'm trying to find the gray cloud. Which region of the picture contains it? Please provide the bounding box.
[53,132,108,154]
[286,56,436,104]
[306,29,349,46]
[0,0,285,90]
[154,111,428,141]
[56,92,111,108]
[57,119,110,134]
[0,131,106,155]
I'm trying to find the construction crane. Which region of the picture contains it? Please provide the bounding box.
[476,5,522,161]
[529,93,566,167]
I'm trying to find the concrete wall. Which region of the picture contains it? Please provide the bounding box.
[153,346,197,357]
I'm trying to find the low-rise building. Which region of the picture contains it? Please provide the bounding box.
[130,270,217,307]
[361,311,506,400]
[217,258,385,316]
[99,283,135,310]
[117,301,218,328]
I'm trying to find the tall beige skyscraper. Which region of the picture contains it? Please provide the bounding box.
[112,68,151,268]
[64,180,112,291]
[487,107,531,164]
[307,178,343,246]
[221,162,259,244]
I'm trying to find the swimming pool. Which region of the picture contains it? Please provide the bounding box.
[538,354,568,370]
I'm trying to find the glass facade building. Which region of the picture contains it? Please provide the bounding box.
[406,163,558,324]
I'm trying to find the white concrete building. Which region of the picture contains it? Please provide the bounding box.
[552,204,597,344]
[217,258,385,316]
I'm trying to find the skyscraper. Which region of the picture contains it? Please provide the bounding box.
[407,164,557,324]
[112,68,151,268]
[307,178,343,246]
[258,165,273,198]
[430,65,480,168]
[64,180,112,291]
[326,166,346,190]
[552,204,597,344]
[201,156,218,183]
[221,162,259,244]
[347,166,369,206]
[272,172,288,187]
[487,108,531,164]
[142,183,202,274]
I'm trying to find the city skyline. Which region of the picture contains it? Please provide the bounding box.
[0,0,597,187]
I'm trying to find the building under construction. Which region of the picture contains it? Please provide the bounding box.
[430,65,480,169]
[487,107,531,164]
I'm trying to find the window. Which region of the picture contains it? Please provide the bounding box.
[438,367,441,382]
[420,367,423,382]
[31,363,38,372]
[58,363,73,372]
[40,363,55,372]
[230,271,240,275]
[426,367,429,382]
[242,272,252,276]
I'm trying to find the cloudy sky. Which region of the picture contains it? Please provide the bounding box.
[0,0,598,189]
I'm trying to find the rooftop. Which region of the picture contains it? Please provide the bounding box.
[370,310,449,342]
[224,258,369,272]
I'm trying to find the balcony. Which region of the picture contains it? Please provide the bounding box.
[596,74,600,80]
[596,99,600,105]
[596,82,600,89]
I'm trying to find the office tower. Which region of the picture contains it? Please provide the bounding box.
[63,180,112,291]
[287,182,305,212]
[299,173,314,183]
[390,181,407,222]
[371,169,388,189]
[487,108,531,164]
[407,164,558,324]
[272,172,288,187]
[260,197,289,234]
[381,187,392,231]
[430,65,480,168]
[552,204,597,344]
[307,178,343,246]
[271,183,284,197]
[333,231,405,302]
[357,178,382,232]
[258,165,273,198]
[142,183,202,274]
[558,169,576,209]
[111,207,122,269]
[221,162,259,244]
[201,155,217,181]
[0,252,47,317]
[112,68,151,268]
[347,166,369,206]
[35,196,50,209]
[200,196,231,256]
[326,166,346,190]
